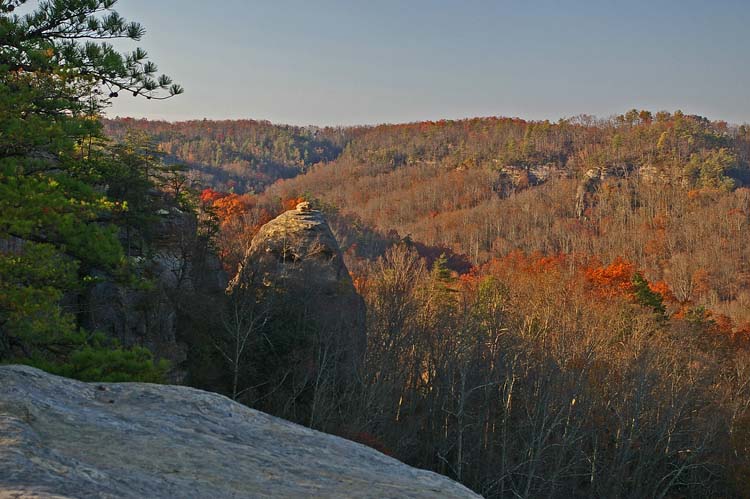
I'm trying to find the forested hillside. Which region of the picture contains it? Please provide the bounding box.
[177,114,750,496]
[266,113,750,326]
[107,114,750,330]
[104,118,357,192]
[143,112,750,328]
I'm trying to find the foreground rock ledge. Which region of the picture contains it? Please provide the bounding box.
[0,366,479,499]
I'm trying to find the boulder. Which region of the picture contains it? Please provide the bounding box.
[0,365,480,499]
[229,202,366,372]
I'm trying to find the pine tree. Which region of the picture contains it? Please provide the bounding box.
[631,272,666,316]
[0,0,181,379]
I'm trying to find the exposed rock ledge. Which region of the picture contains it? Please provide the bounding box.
[0,366,479,498]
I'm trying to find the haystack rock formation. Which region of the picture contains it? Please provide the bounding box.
[0,365,479,498]
[229,201,366,371]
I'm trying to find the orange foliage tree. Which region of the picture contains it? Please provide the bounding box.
[281,195,307,211]
[584,258,635,298]
[200,188,271,275]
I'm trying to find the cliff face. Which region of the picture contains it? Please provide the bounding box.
[0,365,479,499]
[229,202,366,372]
[80,207,227,382]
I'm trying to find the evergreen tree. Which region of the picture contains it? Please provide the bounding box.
[431,253,453,283]
[632,272,666,316]
[0,0,180,380]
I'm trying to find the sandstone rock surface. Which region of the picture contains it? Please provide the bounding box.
[0,365,480,498]
[574,168,601,219]
[229,202,366,370]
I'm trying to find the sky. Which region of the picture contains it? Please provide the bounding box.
[106,0,750,126]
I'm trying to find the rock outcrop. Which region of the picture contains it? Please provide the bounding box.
[229,202,366,371]
[575,168,601,219]
[80,207,227,383]
[0,365,479,498]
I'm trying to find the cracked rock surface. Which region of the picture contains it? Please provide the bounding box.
[0,365,479,498]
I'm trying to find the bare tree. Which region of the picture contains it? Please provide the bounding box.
[217,265,270,400]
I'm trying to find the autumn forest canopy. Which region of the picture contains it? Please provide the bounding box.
[3,1,750,498]
[106,108,750,497]
[111,111,750,327]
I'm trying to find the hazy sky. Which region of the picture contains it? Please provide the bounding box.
[107,0,750,126]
